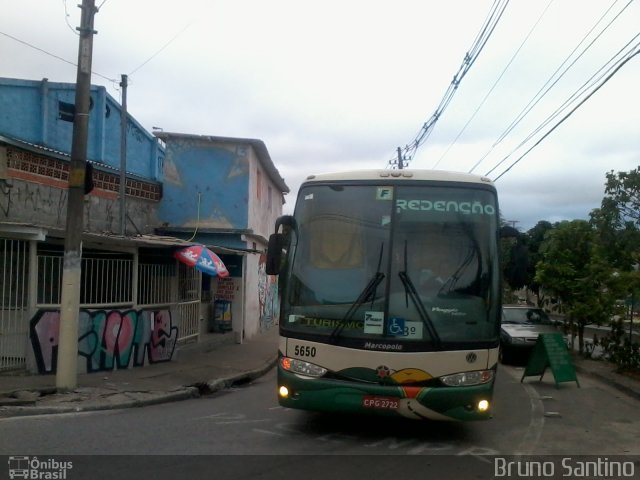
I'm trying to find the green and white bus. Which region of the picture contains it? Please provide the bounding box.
[266,169,507,421]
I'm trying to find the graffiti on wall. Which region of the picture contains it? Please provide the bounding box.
[29,309,178,374]
[258,254,279,331]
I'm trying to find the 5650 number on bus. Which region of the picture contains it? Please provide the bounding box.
[294,345,316,357]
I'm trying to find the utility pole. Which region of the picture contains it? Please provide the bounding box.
[119,74,128,235]
[56,0,97,392]
[396,147,404,170]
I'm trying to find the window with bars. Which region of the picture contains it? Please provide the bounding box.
[37,248,134,307]
[138,263,175,306]
[0,239,29,310]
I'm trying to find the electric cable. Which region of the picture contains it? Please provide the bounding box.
[432,0,555,170]
[487,33,640,178]
[0,30,116,83]
[387,0,511,169]
[491,45,640,181]
[469,0,635,175]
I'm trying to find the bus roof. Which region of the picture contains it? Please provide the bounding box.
[302,169,495,187]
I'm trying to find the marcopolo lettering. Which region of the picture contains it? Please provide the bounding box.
[396,199,495,216]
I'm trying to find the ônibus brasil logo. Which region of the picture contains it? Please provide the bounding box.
[8,456,73,479]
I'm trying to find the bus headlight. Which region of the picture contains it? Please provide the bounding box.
[280,357,328,377]
[440,370,494,387]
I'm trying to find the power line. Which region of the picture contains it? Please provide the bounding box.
[387,0,511,169]
[469,0,635,175]
[0,30,117,84]
[62,0,79,35]
[488,31,640,178]
[128,21,193,76]
[492,43,640,181]
[432,0,556,170]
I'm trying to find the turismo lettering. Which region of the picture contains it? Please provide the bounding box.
[298,317,363,330]
[396,199,495,216]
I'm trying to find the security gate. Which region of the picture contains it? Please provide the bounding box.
[0,239,29,371]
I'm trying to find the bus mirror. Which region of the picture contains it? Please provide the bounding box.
[275,215,297,234]
[266,233,285,275]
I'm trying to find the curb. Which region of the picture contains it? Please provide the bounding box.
[573,364,640,401]
[0,387,200,418]
[206,357,278,393]
[0,357,278,418]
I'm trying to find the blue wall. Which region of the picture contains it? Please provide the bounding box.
[158,139,249,230]
[0,77,163,181]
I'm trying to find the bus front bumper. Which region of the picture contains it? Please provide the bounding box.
[277,367,494,421]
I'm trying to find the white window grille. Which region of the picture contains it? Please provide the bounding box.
[37,255,63,306]
[138,263,175,306]
[37,252,133,308]
[0,239,29,371]
[177,262,201,342]
[80,257,133,307]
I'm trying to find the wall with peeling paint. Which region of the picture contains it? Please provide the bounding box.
[0,172,158,234]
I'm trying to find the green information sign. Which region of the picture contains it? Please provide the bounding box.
[521,332,580,388]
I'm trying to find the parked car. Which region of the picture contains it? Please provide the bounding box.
[499,305,557,363]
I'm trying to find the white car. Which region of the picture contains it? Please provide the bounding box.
[499,305,557,363]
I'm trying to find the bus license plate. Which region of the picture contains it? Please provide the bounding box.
[362,396,399,410]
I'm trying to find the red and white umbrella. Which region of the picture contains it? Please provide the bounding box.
[174,245,229,277]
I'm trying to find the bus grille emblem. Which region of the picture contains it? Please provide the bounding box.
[466,353,477,363]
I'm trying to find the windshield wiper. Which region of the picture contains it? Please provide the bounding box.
[330,272,385,342]
[398,271,441,348]
[399,240,441,348]
[330,243,385,342]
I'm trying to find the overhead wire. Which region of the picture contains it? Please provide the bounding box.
[387,0,511,169]
[1,0,194,93]
[62,0,79,35]
[432,0,556,170]
[487,31,640,177]
[0,30,117,84]
[127,21,194,76]
[491,40,640,181]
[469,0,635,175]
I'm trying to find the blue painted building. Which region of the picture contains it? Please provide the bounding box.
[0,76,288,374]
[0,77,163,181]
[155,132,289,339]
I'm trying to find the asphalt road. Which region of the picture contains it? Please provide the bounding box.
[0,364,638,479]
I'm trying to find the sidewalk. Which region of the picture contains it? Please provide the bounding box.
[571,354,640,401]
[0,326,279,417]
[0,329,638,418]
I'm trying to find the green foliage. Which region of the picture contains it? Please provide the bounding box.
[530,168,640,367]
[535,220,618,354]
[596,319,640,372]
[602,168,640,227]
[524,221,554,303]
[500,221,531,292]
[591,169,640,269]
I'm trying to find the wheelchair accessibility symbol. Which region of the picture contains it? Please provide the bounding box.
[387,317,405,336]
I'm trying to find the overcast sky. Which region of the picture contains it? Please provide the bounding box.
[2,0,639,231]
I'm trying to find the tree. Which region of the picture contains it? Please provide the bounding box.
[588,168,640,370]
[535,220,617,354]
[524,221,554,305]
[601,168,640,227]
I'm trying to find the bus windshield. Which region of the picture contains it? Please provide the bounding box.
[280,182,500,350]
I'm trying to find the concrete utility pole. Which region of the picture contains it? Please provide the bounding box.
[119,74,128,235]
[396,147,404,170]
[56,0,97,391]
